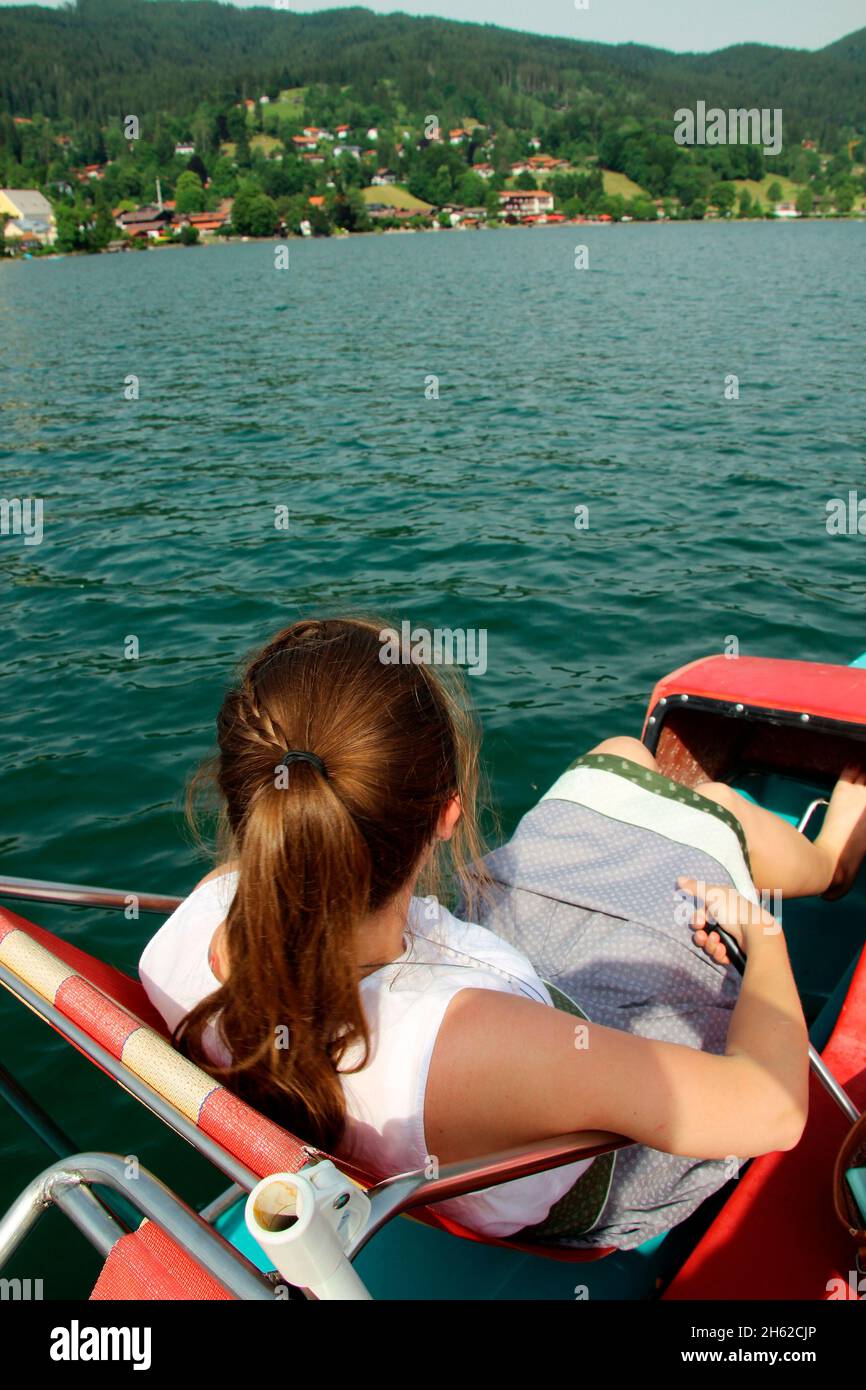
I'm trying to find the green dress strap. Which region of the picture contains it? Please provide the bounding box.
[512,982,616,1243]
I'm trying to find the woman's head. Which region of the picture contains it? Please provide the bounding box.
[177,617,485,1147]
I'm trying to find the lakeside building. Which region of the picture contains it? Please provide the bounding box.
[498,189,555,219]
[0,189,57,245]
[443,204,488,226]
[116,205,174,238]
[179,205,233,234]
[116,195,234,240]
[372,169,398,185]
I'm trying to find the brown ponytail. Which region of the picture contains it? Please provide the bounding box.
[176,617,487,1149]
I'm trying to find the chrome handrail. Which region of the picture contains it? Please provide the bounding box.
[353,1130,632,1259]
[0,874,182,915]
[793,801,861,1124]
[0,1153,275,1300]
[798,798,829,835]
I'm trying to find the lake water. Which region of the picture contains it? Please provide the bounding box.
[1,223,864,1286]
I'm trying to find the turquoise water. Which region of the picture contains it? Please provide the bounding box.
[1,223,865,1291]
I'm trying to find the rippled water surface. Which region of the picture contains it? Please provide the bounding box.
[1,223,864,1268]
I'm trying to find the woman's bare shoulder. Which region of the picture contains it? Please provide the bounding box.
[192,861,239,892]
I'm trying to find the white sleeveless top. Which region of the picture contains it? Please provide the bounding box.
[138,871,592,1237]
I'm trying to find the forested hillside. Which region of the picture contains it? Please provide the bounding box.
[2,1,864,145]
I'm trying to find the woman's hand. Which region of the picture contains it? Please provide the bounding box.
[677,877,780,966]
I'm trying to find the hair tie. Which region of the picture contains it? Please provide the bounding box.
[279,749,328,778]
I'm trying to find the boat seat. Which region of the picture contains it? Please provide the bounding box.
[0,905,614,1294]
[663,941,866,1301]
[90,1219,234,1301]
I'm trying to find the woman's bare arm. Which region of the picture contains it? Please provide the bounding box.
[424,886,809,1166]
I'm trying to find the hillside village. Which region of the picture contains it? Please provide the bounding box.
[2,93,864,255]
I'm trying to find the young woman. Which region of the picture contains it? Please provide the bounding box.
[139,617,866,1249]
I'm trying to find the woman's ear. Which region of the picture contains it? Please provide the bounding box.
[437,795,462,842]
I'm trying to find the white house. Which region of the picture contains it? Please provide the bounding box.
[498,189,555,219]
[174,142,195,157]
[0,189,57,245]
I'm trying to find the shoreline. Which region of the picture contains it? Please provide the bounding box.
[5,213,863,263]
